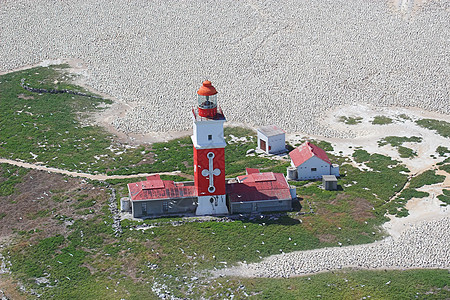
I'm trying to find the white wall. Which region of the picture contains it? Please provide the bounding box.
[331,164,340,177]
[257,131,269,152]
[257,131,285,154]
[192,119,226,149]
[267,133,285,154]
[196,195,228,215]
[296,156,332,180]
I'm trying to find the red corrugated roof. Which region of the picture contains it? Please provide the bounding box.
[245,168,260,175]
[128,179,196,201]
[289,141,331,167]
[228,172,291,202]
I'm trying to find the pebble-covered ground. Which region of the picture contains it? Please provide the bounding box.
[216,217,450,278]
[1,0,449,138]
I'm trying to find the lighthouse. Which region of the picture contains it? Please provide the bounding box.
[192,80,229,215]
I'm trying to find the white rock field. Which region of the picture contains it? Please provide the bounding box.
[0,0,449,138]
[216,217,450,278]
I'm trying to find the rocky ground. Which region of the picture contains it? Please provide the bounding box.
[215,216,450,278]
[0,0,448,138]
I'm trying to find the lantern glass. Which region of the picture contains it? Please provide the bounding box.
[198,94,217,109]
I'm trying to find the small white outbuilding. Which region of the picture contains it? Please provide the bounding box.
[288,141,339,180]
[257,125,286,154]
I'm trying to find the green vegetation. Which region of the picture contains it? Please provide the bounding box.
[0,164,29,196]
[372,115,393,125]
[378,136,422,147]
[7,216,130,299]
[203,269,450,299]
[438,189,450,206]
[397,146,416,158]
[224,127,290,176]
[0,66,153,175]
[409,170,445,189]
[339,116,362,125]
[436,146,450,156]
[440,164,450,173]
[398,188,429,201]
[1,150,445,299]
[416,118,450,138]
[27,209,51,220]
[1,67,447,299]
[351,150,410,218]
[351,150,408,202]
[386,188,429,217]
[385,169,446,217]
[378,136,422,158]
[398,113,411,120]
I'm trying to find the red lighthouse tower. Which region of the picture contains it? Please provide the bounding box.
[192,80,229,215]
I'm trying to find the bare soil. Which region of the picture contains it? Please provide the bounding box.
[0,169,109,240]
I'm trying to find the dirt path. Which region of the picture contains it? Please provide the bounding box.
[0,158,182,181]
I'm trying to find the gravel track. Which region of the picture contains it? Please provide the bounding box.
[216,217,450,278]
[1,0,449,138]
[0,158,181,180]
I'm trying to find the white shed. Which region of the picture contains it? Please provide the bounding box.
[257,125,286,154]
[289,141,339,180]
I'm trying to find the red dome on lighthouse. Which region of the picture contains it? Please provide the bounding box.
[197,80,217,96]
[197,80,218,118]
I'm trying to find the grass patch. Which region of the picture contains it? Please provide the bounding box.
[398,188,429,201]
[378,136,422,147]
[0,212,6,220]
[416,119,450,138]
[409,170,445,189]
[437,189,450,206]
[0,164,29,196]
[351,150,409,218]
[436,146,450,156]
[439,164,450,173]
[339,116,362,125]
[3,151,439,299]
[372,115,393,125]
[224,127,289,176]
[398,113,411,120]
[378,136,422,158]
[0,66,151,175]
[27,209,51,220]
[397,146,417,158]
[204,269,450,299]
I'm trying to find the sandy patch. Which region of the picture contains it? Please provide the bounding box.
[287,104,450,174]
[383,169,450,238]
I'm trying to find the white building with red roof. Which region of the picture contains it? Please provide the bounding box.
[227,168,296,214]
[289,141,339,180]
[127,174,197,218]
[125,81,297,218]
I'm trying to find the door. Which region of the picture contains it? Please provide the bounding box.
[142,203,147,216]
[260,139,266,152]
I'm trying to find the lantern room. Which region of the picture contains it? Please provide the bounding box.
[197,80,218,118]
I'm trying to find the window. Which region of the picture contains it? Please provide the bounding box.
[311,168,317,172]
[163,201,168,212]
[208,134,212,141]
[142,203,147,215]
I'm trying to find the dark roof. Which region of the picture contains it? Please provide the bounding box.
[128,175,196,201]
[257,125,285,137]
[289,141,331,167]
[227,172,291,203]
